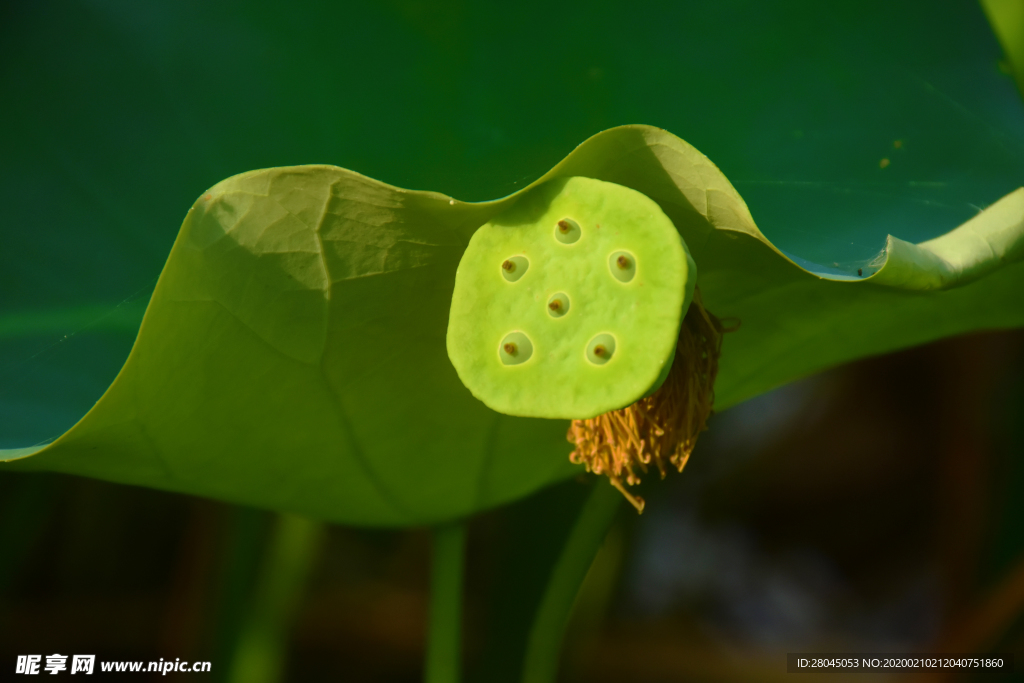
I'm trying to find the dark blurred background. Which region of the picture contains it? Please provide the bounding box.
[2,1,1023,681]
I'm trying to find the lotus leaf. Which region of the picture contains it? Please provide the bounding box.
[2,125,1022,527]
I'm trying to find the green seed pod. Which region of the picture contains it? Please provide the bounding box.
[447,176,695,420]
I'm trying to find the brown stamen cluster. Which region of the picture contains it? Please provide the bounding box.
[567,288,732,513]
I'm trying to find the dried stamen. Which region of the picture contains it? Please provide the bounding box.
[617,255,630,269]
[567,288,735,513]
[549,300,561,311]
[558,220,572,234]
[503,342,517,355]
[593,345,606,357]
[502,260,515,272]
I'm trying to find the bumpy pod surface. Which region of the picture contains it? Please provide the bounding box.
[447,176,694,420]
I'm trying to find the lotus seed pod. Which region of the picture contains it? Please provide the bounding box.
[447,176,695,420]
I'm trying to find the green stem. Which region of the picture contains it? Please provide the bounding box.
[227,514,324,683]
[521,481,623,683]
[426,520,467,683]
[212,508,268,683]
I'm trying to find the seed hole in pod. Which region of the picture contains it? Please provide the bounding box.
[608,250,636,283]
[501,255,529,282]
[547,292,570,318]
[586,333,617,365]
[499,332,534,365]
[554,218,581,244]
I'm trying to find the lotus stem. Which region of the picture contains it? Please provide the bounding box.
[521,481,623,683]
[426,520,467,683]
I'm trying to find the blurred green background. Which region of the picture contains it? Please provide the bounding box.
[2,0,1023,680]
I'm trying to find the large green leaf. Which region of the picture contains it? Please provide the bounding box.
[3,0,1023,526]
[3,125,1022,526]
[4,1,1020,443]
